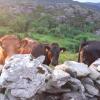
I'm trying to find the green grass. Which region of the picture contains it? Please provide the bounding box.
[59,52,78,64]
[29,32,79,50]
[29,32,100,51]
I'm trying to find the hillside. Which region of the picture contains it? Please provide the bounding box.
[84,2,100,11]
[0,0,100,20]
[0,0,100,33]
[0,0,77,4]
[0,0,100,10]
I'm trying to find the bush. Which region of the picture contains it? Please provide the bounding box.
[35,27,49,34]
[0,14,10,26]
[9,15,32,33]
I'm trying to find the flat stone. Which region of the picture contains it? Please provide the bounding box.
[55,61,90,77]
[89,67,100,80]
[62,92,86,100]
[90,58,100,72]
[84,84,99,96]
[81,77,94,86]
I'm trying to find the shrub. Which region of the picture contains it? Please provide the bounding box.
[9,15,32,33]
[35,27,49,34]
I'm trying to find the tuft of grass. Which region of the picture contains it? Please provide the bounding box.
[59,52,78,64]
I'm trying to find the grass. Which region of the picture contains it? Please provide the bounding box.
[29,32,79,50]
[59,52,78,64]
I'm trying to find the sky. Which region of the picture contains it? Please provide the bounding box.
[74,0,100,3]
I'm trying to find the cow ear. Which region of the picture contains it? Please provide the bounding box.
[45,46,50,52]
[60,48,66,52]
[20,40,28,47]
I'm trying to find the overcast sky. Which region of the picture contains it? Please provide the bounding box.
[74,0,100,3]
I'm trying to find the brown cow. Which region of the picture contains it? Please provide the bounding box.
[19,38,66,66]
[0,35,20,62]
[78,41,100,66]
[78,41,96,62]
[19,38,38,54]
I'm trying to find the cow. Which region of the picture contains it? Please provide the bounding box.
[78,41,100,66]
[19,38,38,54]
[0,35,21,62]
[19,38,66,66]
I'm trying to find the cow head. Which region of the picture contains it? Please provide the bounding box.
[45,43,66,66]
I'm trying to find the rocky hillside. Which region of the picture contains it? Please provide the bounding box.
[0,0,100,33]
[0,0,100,9]
[0,0,100,19]
[0,0,100,17]
[84,2,100,11]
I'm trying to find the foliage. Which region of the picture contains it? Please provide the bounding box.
[9,14,33,33]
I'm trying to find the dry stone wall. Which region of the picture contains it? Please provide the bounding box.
[0,54,99,100]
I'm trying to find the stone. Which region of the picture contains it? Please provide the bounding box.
[87,97,98,100]
[53,69,70,80]
[84,84,99,96]
[51,69,70,87]
[85,93,94,98]
[4,90,18,100]
[0,93,5,100]
[62,92,86,100]
[97,65,100,72]
[90,58,100,72]
[55,61,90,77]
[89,67,100,80]
[0,54,52,99]
[89,59,100,80]
[68,77,85,93]
[95,80,100,91]
[81,77,94,86]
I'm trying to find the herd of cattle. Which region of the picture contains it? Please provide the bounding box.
[0,35,99,66]
[0,35,66,66]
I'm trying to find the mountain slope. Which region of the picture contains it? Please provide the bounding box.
[83,2,100,11]
[0,0,100,32]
